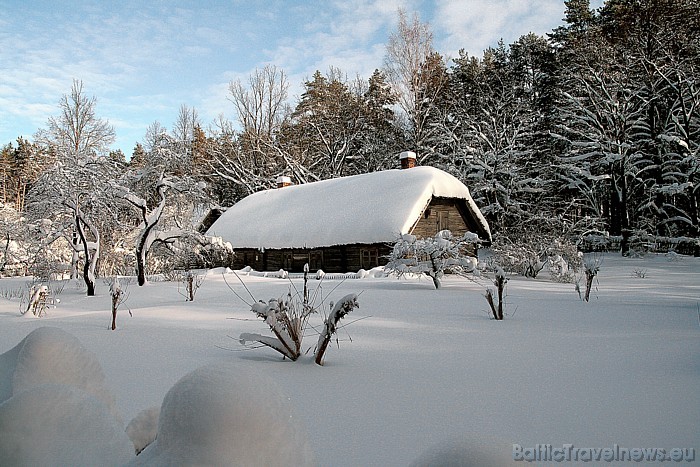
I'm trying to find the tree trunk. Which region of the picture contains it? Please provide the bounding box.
[496,275,504,320]
[136,246,147,286]
[75,215,95,296]
[84,259,95,296]
[111,304,117,330]
[70,231,79,280]
[584,270,595,302]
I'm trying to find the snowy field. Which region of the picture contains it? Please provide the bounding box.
[1,253,699,465]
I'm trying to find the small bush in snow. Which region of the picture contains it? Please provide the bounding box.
[177,270,204,301]
[484,266,508,320]
[385,230,480,289]
[632,268,647,279]
[575,254,602,302]
[490,236,582,282]
[107,277,130,330]
[21,284,49,317]
[237,264,359,365]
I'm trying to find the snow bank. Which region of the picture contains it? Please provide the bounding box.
[0,326,118,419]
[126,406,160,455]
[130,363,314,466]
[0,327,134,465]
[0,384,134,466]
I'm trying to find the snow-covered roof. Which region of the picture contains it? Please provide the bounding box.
[207,166,491,249]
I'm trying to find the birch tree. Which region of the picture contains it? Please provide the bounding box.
[383,8,435,150]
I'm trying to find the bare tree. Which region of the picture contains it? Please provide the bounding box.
[228,64,289,143]
[38,79,115,161]
[172,104,200,145]
[205,66,291,200]
[383,8,435,146]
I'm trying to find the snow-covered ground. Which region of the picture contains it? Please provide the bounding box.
[1,253,699,465]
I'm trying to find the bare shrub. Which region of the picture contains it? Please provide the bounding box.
[107,277,130,330]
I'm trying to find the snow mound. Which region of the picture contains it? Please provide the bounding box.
[410,439,518,466]
[126,406,160,455]
[130,363,315,466]
[0,383,134,466]
[0,326,118,420]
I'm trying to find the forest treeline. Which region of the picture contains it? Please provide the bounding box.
[1,0,699,282]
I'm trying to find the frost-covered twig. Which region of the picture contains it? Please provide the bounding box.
[315,294,359,365]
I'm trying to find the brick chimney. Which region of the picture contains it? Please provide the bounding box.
[277,175,293,188]
[400,151,416,169]
[276,176,293,188]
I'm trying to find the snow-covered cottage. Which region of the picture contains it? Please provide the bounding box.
[206,159,491,273]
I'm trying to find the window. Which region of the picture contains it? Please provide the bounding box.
[360,248,378,269]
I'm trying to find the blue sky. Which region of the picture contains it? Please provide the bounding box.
[0,0,604,156]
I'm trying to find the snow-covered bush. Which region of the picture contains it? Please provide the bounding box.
[488,241,544,278]
[108,277,129,330]
[489,236,582,282]
[576,254,602,302]
[22,284,49,317]
[385,230,480,289]
[485,266,508,320]
[238,264,358,365]
[315,294,359,365]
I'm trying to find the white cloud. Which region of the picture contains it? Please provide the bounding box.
[0,0,576,154]
[433,0,565,60]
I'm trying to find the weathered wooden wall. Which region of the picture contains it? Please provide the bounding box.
[226,243,392,273]
[223,197,485,273]
[411,198,471,238]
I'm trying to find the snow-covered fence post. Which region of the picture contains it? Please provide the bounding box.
[315,294,358,365]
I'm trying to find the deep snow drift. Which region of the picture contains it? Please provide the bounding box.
[0,253,698,465]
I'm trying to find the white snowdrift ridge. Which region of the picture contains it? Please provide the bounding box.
[130,363,315,466]
[0,327,134,466]
[0,327,314,466]
[207,166,491,249]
